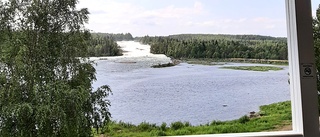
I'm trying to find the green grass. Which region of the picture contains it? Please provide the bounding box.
[97,101,292,137]
[221,66,283,71]
[182,58,288,66]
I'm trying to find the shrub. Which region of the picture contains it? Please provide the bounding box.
[238,115,250,124]
[259,111,266,116]
[138,122,156,131]
[171,121,185,130]
[118,121,135,128]
[160,122,167,131]
[150,130,167,136]
[210,120,224,126]
[184,122,191,127]
[174,129,191,135]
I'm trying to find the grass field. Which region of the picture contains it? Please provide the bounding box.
[96,101,292,137]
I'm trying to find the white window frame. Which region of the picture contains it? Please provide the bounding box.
[170,0,319,137]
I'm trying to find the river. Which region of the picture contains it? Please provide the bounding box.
[92,41,290,126]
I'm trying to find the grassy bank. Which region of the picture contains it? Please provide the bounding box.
[97,101,291,137]
[149,58,288,68]
[183,58,288,66]
[221,66,283,71]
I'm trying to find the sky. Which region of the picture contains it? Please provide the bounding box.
[78,0,320,37]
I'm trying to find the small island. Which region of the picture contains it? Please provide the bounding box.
[221,66,283,71]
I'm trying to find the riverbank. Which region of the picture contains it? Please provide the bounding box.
[88,55,288,69]
[183,58,288,66]
[96,101,291,137]
[150,57,288,68]
[221,66,283,71]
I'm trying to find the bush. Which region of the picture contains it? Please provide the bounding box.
[174,129,191,135]
[210,120,224,126]
[259,111,266,116]
[184,122,191,127]
[160,122,167,131]
[150,130,167,136]
[138,122,156,131]
[170,121,185,130]
[238,115,250,124]
[118,121,135,128]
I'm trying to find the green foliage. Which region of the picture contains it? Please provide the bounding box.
[138,34,288,60]
[168,34,286,41]
[184,58,288,65]
[101,101,292,136]
[210,120,224,126]
[150,130,167,136]
[137,122,157,131]
[313,4,320,114]
[0,0,111,136]
[118,121,136,128]
[92,32,134,41]
[238,115,250,124]
[88,35,122,57]
[160,122,167,131]
[173,129,192,135]
[170,121,185,130]
[221,66,283,71]
[184,121,191,127]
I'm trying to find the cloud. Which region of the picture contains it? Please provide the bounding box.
[77,0,206,35]
[180,17,286,36]
[77,0,287,37]
[193,1,204,14]
[137,4,203,19]
[253,17,272,23]
[252,17,284,30]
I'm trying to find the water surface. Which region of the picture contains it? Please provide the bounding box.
[92,41,290,125]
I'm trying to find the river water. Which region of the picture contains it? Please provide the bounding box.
[92,41,290,126]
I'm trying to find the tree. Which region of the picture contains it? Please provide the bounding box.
[313,4,320,114]
[0,0,111,136]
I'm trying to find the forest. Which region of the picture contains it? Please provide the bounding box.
[93,33,134,41]
[87,33,288,60]
[137,34,288,60]
[88,33,134,56]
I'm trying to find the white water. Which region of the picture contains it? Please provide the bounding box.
[90,41,172,66]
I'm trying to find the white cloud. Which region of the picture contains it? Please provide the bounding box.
[253,17,273,23]
[179,17,286,36]
[77,0,287,37]
[193,1,204,14]
[251,17,284,30]
[77,0,207,35]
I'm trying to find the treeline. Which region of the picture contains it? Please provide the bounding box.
[167,34,287,41]
[138,34,288,60]
[87,33,135,57]
[88,35,122,56]
[92,33,134,41]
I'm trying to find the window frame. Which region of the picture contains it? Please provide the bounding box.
[170,0,319,137]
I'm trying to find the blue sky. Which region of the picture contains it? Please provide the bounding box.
[78,0,320,37]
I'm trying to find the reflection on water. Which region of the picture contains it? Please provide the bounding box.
[92,41,290,125]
